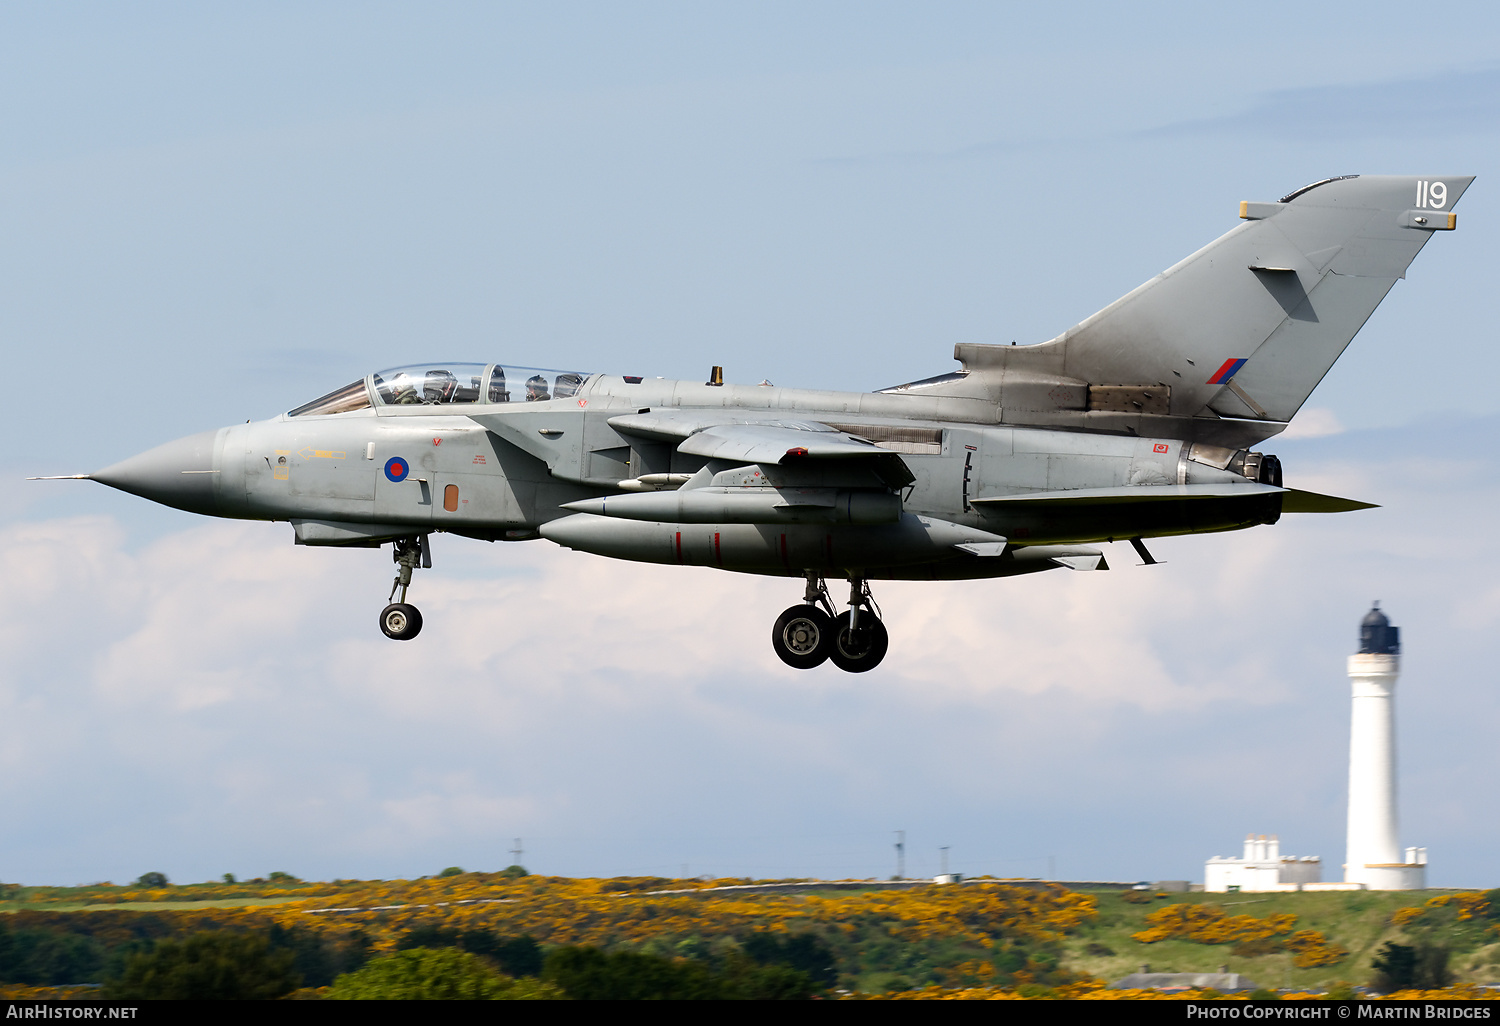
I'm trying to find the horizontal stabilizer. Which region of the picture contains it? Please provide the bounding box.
[972,483,1284,506]
[1279,489,1378,513]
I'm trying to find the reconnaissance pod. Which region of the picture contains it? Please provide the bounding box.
[52,175,1473,671]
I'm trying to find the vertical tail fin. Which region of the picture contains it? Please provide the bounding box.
[958,175,1473,434]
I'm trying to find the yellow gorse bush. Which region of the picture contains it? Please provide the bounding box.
[4,876,1098,962]
[1130,902,1345,967]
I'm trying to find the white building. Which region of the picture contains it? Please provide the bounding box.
[1205,834,1328,893]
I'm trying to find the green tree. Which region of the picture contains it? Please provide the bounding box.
[395,928,543,979]
[103,932,300,1000]
[134,872,168,888]
[1371,941,1453,993]
[543,946,720,1000]
[438,866,464,877]
[542,946,815,1000]
[268,923,371,988]
[740,932,837,987]
[0,921,105,986]
[327,948,563,1000]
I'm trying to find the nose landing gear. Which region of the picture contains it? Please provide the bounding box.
[379,535,430,641]
[771,574,888,672]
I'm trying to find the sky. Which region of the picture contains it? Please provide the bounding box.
[2,2,1497,887]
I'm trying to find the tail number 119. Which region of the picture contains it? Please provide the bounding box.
[1416,181,1447,208]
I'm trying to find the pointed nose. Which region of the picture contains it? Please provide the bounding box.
[92,428,225,515]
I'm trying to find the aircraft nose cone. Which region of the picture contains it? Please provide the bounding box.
[92,428,224,515]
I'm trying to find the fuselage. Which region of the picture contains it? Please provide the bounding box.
[93,364,1282,581]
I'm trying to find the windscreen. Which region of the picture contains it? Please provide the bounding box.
[287,380,373,417]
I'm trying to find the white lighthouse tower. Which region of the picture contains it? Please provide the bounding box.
[1344,604,1427,890]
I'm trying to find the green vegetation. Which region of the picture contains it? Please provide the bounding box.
[0,918,108,985]
[396,928,543,977]
[1370,941,1453,993]
[1062,887,1499,991]
[328,948,562,1000]
[541,945,816,1000]
[0,878,340,911]
[102,932,300,1000]
[1,876,1495,998]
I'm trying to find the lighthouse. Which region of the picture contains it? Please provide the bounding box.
[1344,604,1427,889]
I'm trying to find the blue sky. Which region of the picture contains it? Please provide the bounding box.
[2,2,1496,887]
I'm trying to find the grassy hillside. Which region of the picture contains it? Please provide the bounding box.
[3,876,1497,994]
[1063,888,1500,990]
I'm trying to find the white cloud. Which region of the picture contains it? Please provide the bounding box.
[4,434,1499,884]
[1281,408,1344,440]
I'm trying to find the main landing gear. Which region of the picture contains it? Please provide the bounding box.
[380,535,430,641]
[771,574,889,673]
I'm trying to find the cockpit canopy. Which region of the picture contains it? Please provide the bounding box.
[288,363,592,417]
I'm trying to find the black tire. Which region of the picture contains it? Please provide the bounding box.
[772,604,833,669]
[380,602,424,641]
[828,611,888,673]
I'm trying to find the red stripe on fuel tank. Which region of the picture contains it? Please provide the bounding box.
[675,531,682,564]
[714,531,721,566]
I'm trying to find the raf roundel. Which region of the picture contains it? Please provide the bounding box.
[384,456,410,483]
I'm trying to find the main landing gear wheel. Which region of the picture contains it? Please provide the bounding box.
[380,602,423,641]
[829,610,888,673]
[772,605,833,669]
[771,573,888,672]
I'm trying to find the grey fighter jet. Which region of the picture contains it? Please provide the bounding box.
[52,175,1472,671]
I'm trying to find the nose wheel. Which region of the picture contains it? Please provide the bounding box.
[380,602,423,640]
[772,574,887,672]
[380,535,430,641]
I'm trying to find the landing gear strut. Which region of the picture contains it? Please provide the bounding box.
[771,573,888,672]
[830,578,888,674]
[380,535,429,641]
